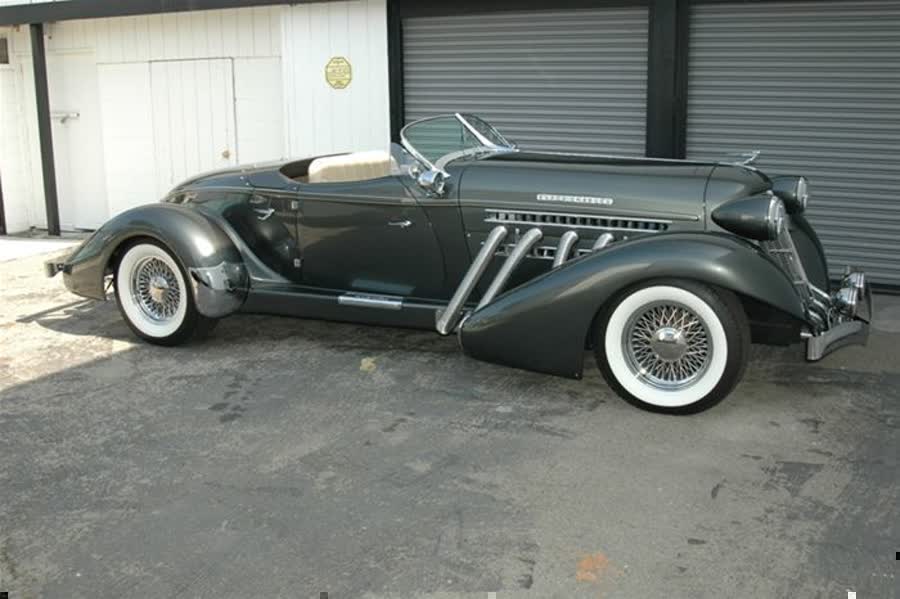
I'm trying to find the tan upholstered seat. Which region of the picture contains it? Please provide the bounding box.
[307,151,393,184]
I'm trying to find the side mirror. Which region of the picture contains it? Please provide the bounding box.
[417,169,447,197]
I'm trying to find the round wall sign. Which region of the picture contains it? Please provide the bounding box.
[325,56,352,90]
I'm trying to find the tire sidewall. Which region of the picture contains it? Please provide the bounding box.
[597,280,748,414]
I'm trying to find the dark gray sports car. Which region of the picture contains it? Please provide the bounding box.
[46,113,871,413]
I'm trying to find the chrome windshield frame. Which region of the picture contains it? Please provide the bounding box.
[400,113,516,175]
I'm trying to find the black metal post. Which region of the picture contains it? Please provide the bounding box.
[0,168,7,235]
[645,0,689,159]
[387,0,405,143]
[30,22,61,236]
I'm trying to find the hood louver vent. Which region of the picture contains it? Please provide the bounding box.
[485,209,670,233]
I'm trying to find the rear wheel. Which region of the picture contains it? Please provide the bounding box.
[595,280,749,414]
[114,240,217,346]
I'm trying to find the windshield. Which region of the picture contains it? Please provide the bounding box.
[400,113,515,173]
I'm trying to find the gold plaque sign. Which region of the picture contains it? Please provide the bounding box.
[325,56,352,89]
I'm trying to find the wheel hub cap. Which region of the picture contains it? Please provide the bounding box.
[650,326,688,361]
[624,302,712,390]
[148,275,170,304]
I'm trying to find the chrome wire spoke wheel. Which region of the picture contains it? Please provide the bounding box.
[623,302,712,391]
[116,243,189,340]
[599,284,739,411]
[132,257,182,322]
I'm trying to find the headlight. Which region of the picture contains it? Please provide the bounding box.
[767,195,786,238]
[771,176,809,214]
[711,194,787,241]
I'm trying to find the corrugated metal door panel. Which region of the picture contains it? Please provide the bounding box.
[687,0,900,286]
[403,7,649,156]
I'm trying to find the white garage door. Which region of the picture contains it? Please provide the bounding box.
[403,7,649,156]
[687,0,900,286]
[150,59,238,196]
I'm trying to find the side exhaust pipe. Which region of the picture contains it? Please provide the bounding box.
[552,231,579,268]
[477,228,543,310]
[436,226,508,335]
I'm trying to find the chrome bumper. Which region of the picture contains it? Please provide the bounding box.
[806,270,872,361]
[44,257,71,278]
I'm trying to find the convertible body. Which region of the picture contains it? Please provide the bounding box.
[47,114,871,413]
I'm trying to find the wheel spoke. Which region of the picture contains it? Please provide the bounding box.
[131,256,181,323]
[622,300,712,391]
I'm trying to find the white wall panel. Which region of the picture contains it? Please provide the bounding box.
[97,63,156,217]
[0,64,32,233]
[282,0,390,157]
[39,7,282,62]
[47,51,108,229]
[234,57,284,163]
[150,59,237,196]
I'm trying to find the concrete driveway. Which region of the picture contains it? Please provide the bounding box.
[0,248,897,599]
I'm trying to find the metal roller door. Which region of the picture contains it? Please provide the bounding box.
[687,1,900,286]
[402,7,649,156]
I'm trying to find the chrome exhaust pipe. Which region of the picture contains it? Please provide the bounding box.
[436,225,508,335]
[593,233,615,251]
[552,231,579,268]
[477,227,543,310]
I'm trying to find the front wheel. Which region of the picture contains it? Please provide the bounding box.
[595,281,750,414]
[114,240,217,346]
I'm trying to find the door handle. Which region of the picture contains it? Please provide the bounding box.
[254,207,276,221]
[388,219,413,228]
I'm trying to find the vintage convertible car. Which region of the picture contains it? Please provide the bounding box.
[46,113,871,413]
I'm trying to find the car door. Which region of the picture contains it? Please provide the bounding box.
[296,176,445,299]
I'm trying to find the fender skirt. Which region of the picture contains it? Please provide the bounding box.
[59,204,248,318]
[458,233,807,379]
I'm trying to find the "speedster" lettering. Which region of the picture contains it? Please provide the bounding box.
[536,193,615,206]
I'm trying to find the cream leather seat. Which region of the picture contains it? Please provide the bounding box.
[307,150,394,184]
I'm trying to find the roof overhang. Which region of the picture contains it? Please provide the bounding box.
[0,0,331,27]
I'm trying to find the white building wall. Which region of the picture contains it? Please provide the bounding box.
[282,0,390,157]
[1,7,285,231]
[0,32,34,234]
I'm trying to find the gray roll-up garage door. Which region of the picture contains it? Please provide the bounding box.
[687,0,900,286]
[402,7,649,156]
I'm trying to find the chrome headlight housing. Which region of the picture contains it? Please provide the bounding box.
[771,176,809,214]
[711,194,787,241]
[767,195,786,238]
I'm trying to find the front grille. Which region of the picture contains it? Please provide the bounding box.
[485,209,670,233]
[761,227,811,302]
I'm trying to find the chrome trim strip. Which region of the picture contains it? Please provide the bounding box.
[338,293,403,311]
[436,225,508,335]
[476,227,543,311]
[486,208,672,225]
[553,231,579,268]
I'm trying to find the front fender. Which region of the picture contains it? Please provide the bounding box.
[61,204,248,318]
[458,233,807,379]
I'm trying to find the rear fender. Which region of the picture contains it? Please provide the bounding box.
[61,204,248,318]
[458,233,806,378]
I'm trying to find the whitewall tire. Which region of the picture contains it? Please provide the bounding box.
[114,240,217,346]
[595,281,750,414]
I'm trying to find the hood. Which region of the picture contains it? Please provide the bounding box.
[458,152,718,223]
[703,163,772,212]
